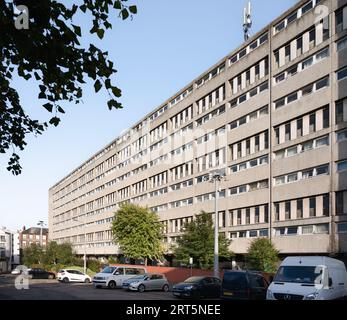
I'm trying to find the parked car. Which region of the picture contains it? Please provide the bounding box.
[57,269,92,283]
[11,268,21,275]
[122,273,169,292]
[27,268,55,279]
[267,256,347,300]
[221,270,269,300]
[93,265,147,289]
[172,276,221,299]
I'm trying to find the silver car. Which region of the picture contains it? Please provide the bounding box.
[122,273,170,292]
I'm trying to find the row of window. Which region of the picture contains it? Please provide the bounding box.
[274,164,329,186]
[274,47,329,85]
[274,0,324,34]
[274,20,329,69]
[274,76,329,109]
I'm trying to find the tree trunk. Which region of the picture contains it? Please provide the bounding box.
[144,257,147,267]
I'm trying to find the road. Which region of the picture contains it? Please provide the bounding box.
[0,275,176,300]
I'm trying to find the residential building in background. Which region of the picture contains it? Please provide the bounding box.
[0,228,20,273]
[19,227,49,248]
[49,0,347,263]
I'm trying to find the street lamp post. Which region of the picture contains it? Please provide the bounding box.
[208,170,226,278]
[73,217,87,274]
[37,220,46,246]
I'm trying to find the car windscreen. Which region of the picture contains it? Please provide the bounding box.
[274,266,324,284]
[222,273,247,290]
[101,266,116,274]
[184,277,204,283]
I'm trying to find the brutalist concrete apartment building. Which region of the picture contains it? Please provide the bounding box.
[49,0,347,262]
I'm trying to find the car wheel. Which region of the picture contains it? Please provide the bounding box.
[108,281,116,289]
[48,274,54,280]
[138,284,145,293]
[28,274,33,279]
[162,284,169,292]
[63,277,69,283]
[84,278,90,284]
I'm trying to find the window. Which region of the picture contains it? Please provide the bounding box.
[287,146,298,157]
[337,67,347,81]
[309,113,316,133]
[287,11,297,24]
[336,8,344,33]
[323,194,329,216]
[337,129,347,142]
[285,202,291,220]
[336,101,344,124]
[323,107,330,128]
[259,229,268,237]
[297,199,303,218]
[336,191,345,215]
[275,203,280,221]
[337,37,347,51]
[297,119,303,137]
[337,223,347,234]
[285,123,291,141]
[302,57,313,70]
[316,165,329,176]
[316,77,329,90]
[255,207,260,223]
[302,1,313,15]
[302,225,314,235]
[337,160,347,172]
[309,197,316,217]
[287,227,298,235]
[249,230,258,238]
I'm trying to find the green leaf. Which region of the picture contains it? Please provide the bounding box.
[111,86,121,98]
[80,4,87,12]
[121,9,129,20]
[107,99,123,110]
[49,117,61,127]
[97,28,105,39]
[57,106,65,114]
[72,24,81,37]
[38,92,46,99]
[43,103,53,113]
[129,5,137,14]
[113,1,122,9]
[94,80,102,93]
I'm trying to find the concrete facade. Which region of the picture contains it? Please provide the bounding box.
[0,228,20,273]
[49,0,347,259]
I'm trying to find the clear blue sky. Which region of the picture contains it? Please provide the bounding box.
[0,0,297,231]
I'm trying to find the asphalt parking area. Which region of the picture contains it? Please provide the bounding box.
[0,275,176,300]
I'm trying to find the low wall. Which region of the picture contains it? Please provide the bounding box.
[110,264,225,284]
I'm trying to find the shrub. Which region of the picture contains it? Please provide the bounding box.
[87,259,102,273]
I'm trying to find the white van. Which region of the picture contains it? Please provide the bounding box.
[92,265,147,289]
[267,256,347,300]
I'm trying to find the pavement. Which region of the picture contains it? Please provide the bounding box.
[0,275,176,300]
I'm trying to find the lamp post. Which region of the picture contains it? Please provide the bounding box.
[208,169,226,278]
[73,217,87,274]
[37,220,46,246]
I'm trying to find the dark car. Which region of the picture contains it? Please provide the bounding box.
[172,276,221,299]
[221,270,269,300]
[27,268,55,279]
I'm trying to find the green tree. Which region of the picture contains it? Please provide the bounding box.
[44,241,74,265]
[174,211,233,269]
[22,243,44,266]
[1,0,137,175]
[246,238,279,273]
[111,204,164,266]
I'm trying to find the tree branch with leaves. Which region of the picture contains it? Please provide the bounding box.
[0,0,137,174]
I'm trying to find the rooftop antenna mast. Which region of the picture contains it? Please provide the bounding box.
[243,1,252,41]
